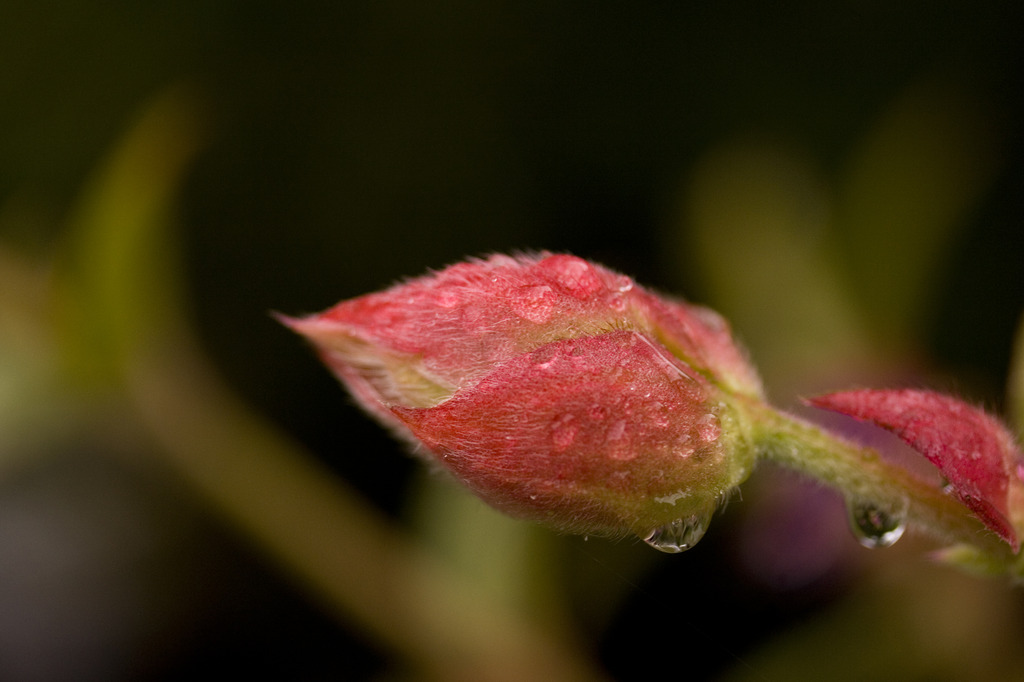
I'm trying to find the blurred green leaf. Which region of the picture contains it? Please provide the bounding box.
[53,85,205,385]
[410,472,567,627]
[674,138,871,393]
[0,244,63,470]
[836,82,1002,348]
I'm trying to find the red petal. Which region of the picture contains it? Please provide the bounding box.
[391,330,730,535]
[807,389,1020,551]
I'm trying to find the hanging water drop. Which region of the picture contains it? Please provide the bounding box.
[846,499,907,548]
[642,510,713,553]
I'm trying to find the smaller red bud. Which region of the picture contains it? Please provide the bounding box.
[808,389,1023,552]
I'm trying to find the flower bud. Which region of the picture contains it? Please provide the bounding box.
[809,388,1023,551]
[283,253,760,546]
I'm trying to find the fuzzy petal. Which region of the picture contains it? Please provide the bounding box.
[392,330,753,536]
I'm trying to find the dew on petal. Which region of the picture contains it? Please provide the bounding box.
[675,434,695,459]
[650,401,671,428]
[537,255,605,299]
[606,419,636,461]
[509,284,557,323]
[696,413,721,442]
[654,490,690,506]
[550,413,579,450]
[531,345,560,370]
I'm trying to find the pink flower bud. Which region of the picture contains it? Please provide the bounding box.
[808,389,1023,552]
[283,253,760,545]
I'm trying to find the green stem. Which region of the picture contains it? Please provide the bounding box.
[743,399,1013,564]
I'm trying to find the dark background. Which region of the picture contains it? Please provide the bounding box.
[2,2,1023,680]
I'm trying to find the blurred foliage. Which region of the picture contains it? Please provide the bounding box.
[1,2,1023,681]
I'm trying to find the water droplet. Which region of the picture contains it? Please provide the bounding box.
[509,284,556,323]
[650,401,671,427]
[654,490,690,505]
[531,345,560,370]
[642,511,713,553]
[606,419,636,460]
[614,275,634,293]
[696,414,721,442]
[538,255,605,299]
[550,413,578,450]
[846,499,907,548]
